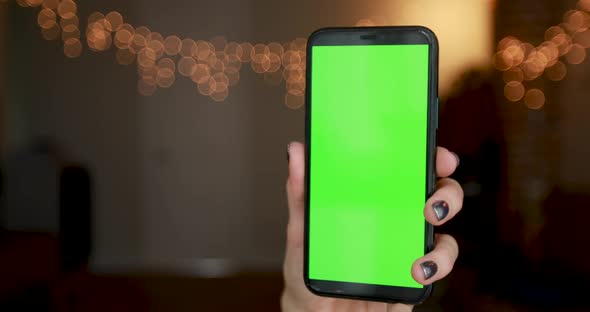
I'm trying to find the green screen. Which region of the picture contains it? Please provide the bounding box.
[309,44,429,289]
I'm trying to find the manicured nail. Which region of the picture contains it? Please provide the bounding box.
[432,200,449,221]
[420,261,437,280]
[452,152,460,166]
[287,143,291,162]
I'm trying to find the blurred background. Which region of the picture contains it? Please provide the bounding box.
[0,0,589,311]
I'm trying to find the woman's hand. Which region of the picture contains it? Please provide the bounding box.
[282,142,463,312]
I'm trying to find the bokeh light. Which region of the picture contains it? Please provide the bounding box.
[42,0,59,10]
[163,36,182,56]
[105,11,123,32]
[60,15,79,29]
[57,0,77,19]
[504,81,525,102]
[28,0,585,108]
[565,43,586,64]
[37,8,56,29]
[524,89,545,109]
[179,38,195,58]
[545,61,567,81]
[41,21,60,40]
[178,57,196,77]
[63,37,82,58]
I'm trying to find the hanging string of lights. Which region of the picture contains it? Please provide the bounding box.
[13,0,308,109]
[12,0,588,110]
[495,0,590,110]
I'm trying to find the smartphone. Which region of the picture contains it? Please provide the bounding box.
[304,26,438,304]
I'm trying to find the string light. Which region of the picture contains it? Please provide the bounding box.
[496,0,590,109]
[20,1,581,110]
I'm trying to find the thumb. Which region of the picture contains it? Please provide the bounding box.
[286,142,305,248]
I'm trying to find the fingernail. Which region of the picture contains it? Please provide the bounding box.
[452,152,460,166]
[287,143,291,162]
[432,200,449,221]
[420,261,438,280]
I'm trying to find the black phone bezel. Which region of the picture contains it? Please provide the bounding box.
[303,26,439,305]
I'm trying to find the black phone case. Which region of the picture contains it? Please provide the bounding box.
[303,26,439,305]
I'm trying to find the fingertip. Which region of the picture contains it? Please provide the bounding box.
[436,147,459,177]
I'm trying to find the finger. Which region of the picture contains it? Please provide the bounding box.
[424,178,464,225]
[411,234,459,285]
[436,147,460,178]
[286,141,305,248]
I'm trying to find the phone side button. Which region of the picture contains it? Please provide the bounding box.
[435,97,439,130]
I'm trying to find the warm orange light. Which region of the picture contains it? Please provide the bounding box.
[42,0,59,10]
[498,36,520,51]
[287,80,305,96]
[545,61,567,81]
[493,50,513,71]
[225,68,240,86]
[191,64,211,84]
[88,12,104,25]
[524,89,545,109]
[267,53,281,73]
[135,26,151,39]
[105,11,123,32]
[210,87,229,102]
[564,10,588,33]
[129,34,146,54]
[60,15,79,29]
[156,67,175,88]
[137,47,157,68]
[163,36,182,56]
[504,81,525,102]
[41,21,60,40]
[544,26,565,41]
[552,33,573,56]
[179,38,195,58]
[26,0,43,7]
[251,54,271,73]
[158,57,176,72]
[61,24,80,42]
[114,28,134,49]
[57,0,77,19]
[193,40,211,62]
[268,42,284,57]
[37,9,56,29]
[580,0,590,11]
[566,43,586,64]
[537,42,559,67]
[147,40,164,59]
[574,29,590,47]
[17,0,29,8]
[63,37,82,58]
[87,25,112,52]
[197,76,215,96]
[224,54,242,73]
[178,57,196,77]
[224,42,243,60]
[239,42,254,62]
